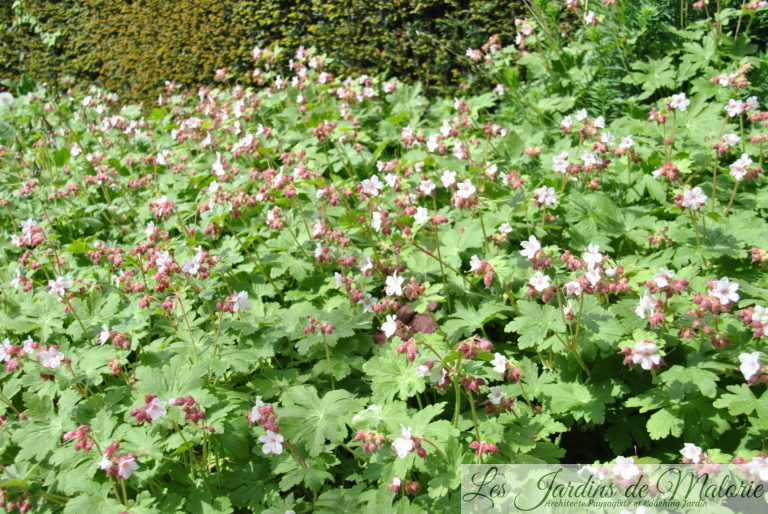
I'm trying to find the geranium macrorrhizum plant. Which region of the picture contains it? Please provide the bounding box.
[1,1,768,512]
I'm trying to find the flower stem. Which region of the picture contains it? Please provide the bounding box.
[322,334,336,388]
[465,389,482,441]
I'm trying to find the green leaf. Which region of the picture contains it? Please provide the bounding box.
[280,386,364,456]
[505,301,565,349]
[646,407,684,439]
[363,345,426,402]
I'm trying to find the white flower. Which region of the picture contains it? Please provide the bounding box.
[632,341,661,370]
[729,153,752,181]
[441,170,457,188]
[416,364,430,377]
[681,187,707,210]
[519,235,541,259]
[426,134,440,152]
[722,133,741,146]
[145,221,157,239]
[211,152,226,177]
[581,151,603,168]
[117,456,139,479]
[38,348,65,369]
[22,337,34,354]
[361,175,384,196]
[563,299,574,318]
[0,92,14,107]
[99,325,111,345]
[680,443,703,464]
[381,174,397,188]
[653,269,675,288]
[564,281,583,296]
[533,186,558,207]
[746,96,760,113]
[584,268,601,286]
[468,255,482,273]
[747,456,768,481]
[10,269,23,289]
[578,465,607,480]
[414,207,429,225]
[598,132,615,145]
[753,305,768,332]
[487,386,506,405]
[456,179,476,199]
[371,210,383,232]
[560,115,573,129]
[360,257,373,273]
[392,425,415,458]
[635,294,658,319]
[0,339,13,362]
[419,179,436,195]
[619,136,635,150]
[155,251,173,273]
[575,109,588,122]
[357,293,377,314]
[709,277,739,305]
[725,99,746,118]
[99,456,113,471]
[582,244,603,269]
[385,272,404,297]
[529,271,551,292]
[552,152,570,174]
[382,315,398,339]
[498,222,512,235]
[669,93,691,111]
[259,430,285,455]
[181,248,204,275]
[491,353,508,374]
[584,10,597,24]
[613,456,641,480]
[247,397,266,424]
[48,277,71,296]
[146,397,167,421]
[233,291,250,312]
[739,352,762,382]
[429,366,448,386]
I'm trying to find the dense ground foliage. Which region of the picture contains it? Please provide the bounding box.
[1,1,768,512]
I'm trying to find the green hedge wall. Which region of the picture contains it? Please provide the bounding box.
[1,0,522,102]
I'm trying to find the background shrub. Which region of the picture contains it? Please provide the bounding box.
[1,0,524,102]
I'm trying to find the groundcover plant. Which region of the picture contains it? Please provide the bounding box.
[1,1,768,512]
